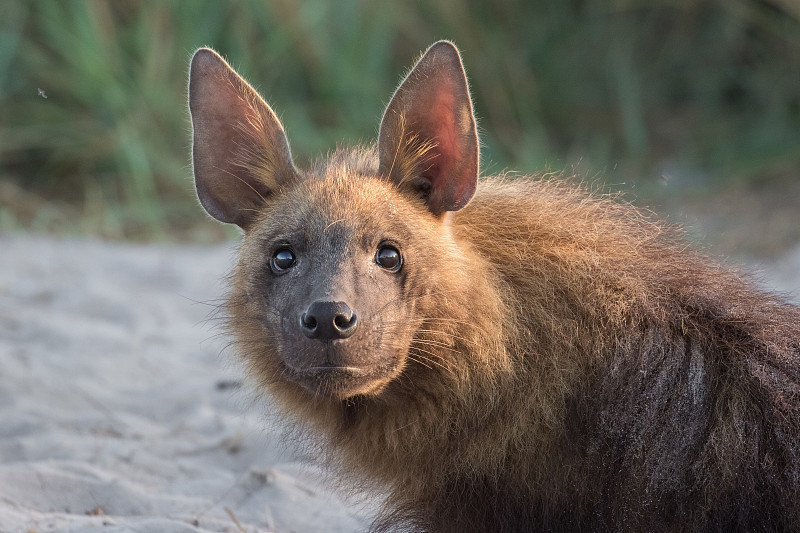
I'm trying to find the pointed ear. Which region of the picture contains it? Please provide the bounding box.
[189,48,298,229]
[378,41,479,216]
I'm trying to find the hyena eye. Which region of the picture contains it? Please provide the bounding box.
[270,247,296,274]
[375,245,402,272]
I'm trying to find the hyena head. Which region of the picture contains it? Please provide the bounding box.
[189,42,483,402]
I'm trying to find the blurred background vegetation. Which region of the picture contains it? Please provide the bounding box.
[1,0,798,249]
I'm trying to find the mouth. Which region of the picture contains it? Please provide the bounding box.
[299,365,368,378]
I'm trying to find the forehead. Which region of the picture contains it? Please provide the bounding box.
[255,171,417,245]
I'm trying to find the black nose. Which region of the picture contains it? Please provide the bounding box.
[300,301,359,340]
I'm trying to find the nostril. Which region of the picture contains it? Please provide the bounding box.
[333,312,358,334]
[334,314,350,329]
[301,313,317,331]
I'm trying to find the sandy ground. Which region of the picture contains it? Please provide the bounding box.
[0,234,798,533]
[0,236,371,533]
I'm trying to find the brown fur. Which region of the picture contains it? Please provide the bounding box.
[189,42,800,532]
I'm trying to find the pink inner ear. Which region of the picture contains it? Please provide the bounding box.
[413,80,476,211]
[418,83,459,182]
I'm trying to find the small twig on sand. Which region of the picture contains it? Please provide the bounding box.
[224,506,246,533]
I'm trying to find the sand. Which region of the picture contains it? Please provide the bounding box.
[0,234,797,533]
[0,236,371,533]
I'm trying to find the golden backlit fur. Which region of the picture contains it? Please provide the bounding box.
[190,43,800,531]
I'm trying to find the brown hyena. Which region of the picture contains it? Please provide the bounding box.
[188,41,800,532]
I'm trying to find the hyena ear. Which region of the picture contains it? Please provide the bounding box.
[189,48,297,229]
[378,41,479,216]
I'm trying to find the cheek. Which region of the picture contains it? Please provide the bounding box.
[368,280,418,353]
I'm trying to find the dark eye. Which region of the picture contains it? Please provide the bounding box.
[270,248,296,274]
[375,245,402,272]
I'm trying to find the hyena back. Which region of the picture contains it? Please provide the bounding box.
[189,41,800,532]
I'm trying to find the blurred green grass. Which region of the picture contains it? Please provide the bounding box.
[1,0,798,241]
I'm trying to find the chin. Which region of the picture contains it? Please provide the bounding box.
[288,364,397,401]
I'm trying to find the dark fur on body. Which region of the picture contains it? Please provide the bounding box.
[189,42,800,531]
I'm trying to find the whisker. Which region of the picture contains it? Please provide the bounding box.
[407,346,455,373]
[368,288,466,320]
[409,339,461,355]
